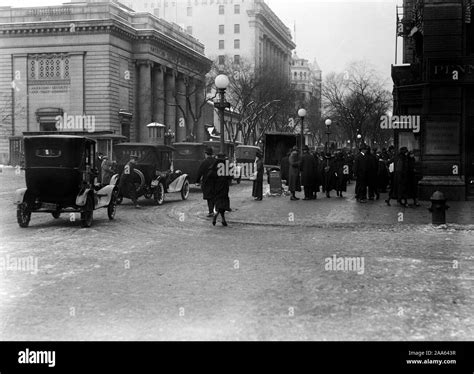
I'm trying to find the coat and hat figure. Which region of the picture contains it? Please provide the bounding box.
[300,145,319,199]
[208,152,232,226]
[288,146,301,200]
[196,146,216,216]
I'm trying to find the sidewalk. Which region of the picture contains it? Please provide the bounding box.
[225,181,474,228]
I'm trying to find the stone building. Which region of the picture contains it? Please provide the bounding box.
[0,0,211,164]
[121,0,295,83]
[392,0,474,200]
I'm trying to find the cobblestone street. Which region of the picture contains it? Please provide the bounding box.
[1,169,473,340]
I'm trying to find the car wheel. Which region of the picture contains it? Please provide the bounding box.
[154,182,165,205]
[107,191,117,220]
[81,194,94,228]
[116,193,123,205]
[52,211,61,219]
[181,179,190,200]
[17,203,31,228]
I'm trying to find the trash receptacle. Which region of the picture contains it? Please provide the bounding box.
[269,170,282,194]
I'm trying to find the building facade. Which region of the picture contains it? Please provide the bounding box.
[0,0,211,164]
[392,0,474,200]
[121,0,295,83]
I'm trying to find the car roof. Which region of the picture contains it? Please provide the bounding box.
[115,143,176,151]
[24,135,95,140]
[173,142,205,146]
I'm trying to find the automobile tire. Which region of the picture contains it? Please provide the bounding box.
[154,182,165,205]
[181,179,190,200]
[17,203,31,228]
[81,194,94,228]
[116,194,123,205]
[52,211,60,219]
[107,191,117,220]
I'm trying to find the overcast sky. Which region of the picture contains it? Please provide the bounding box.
[0,0,401,86]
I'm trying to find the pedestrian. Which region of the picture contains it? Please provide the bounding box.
[311,149,322,199]
[280,151,290,186]
[96,152,104,184]
[407,151,420,206]
[376,151,390,193]
[209,153,232,226]
[334,151,348,198]
[322,152,337,198]
[366,147,379,200]
[118,156,140,208]
[288,146,301,200]
[196,147,216,217]
[252,150,264,201]
[385,147,410,207]
[101,155,114,185]
[354,145,369,203]
[300,145,317,200]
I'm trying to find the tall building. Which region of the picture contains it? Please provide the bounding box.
[120,0,295,82]
[0,1,211,164]
[392,0,474,200]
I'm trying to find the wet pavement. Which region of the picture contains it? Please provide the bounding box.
[0,168,473,340]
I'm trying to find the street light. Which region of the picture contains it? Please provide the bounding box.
[325,118,332,154]
[356,130,362,149]
[214,74,230,154]
[298,108,307,155]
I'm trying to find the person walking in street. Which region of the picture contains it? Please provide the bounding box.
[209,153,232,226]
[288,146,301,200]
[100,155,114,185]
[354,145,369,203]
[322,152,337,198]
[196,147,216,217]
[334,151,348,198]
[118,156,140,208]
[385,147,410,207]
[252,150,264,201]
[300,145,317,200]
[367,147,379,200]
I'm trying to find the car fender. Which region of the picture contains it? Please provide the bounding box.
[110,174,119,186]
[76,188,93,206]
[169,174,188,192]
[14,188,27,204]
[95,184,116,207]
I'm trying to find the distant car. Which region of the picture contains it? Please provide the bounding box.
[14,135,118,228]
[172,142,207,184]
[111,143,190,205]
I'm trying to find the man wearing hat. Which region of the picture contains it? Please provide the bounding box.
[300,145,318,200]
[288,146,301,200]
[252,149,264,201]
[196,147,216,217]
[354,144,369,203]
[101,155,114,185]
[208,152,232,226]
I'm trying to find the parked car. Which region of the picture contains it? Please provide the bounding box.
[112,143,189,205]
[14,135,118,228]
[172,142,206,184]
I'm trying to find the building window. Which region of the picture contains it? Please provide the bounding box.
[234,39,240,49]
[153,8,159,17]
[219,5,224,14]
[219,24,224,34]
[218,55,225,65]
[187,6,192,16]
[219,40,224,49]
[29,54,70,81]
[186,26,193,34]
[234,24,240,33]
[234,55,240,64]
[234,4,240,14]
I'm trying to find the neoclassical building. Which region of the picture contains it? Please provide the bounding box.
[0,0,212,164]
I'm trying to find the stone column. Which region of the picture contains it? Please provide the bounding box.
[195,80,206,142]
[187,77,196,140]
[175,73,187,142]
[152,64,165,125]
[137,60,152,142]
[164,68,176,138]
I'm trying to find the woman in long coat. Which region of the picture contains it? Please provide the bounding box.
[209,153,232,226]
[288,147,301,200]
[322,153,337,198]
[252,150,264,201]
[333,152,348,197]
[385,147,410,206]
[196,147,216,217]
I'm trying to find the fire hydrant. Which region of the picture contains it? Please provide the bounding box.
[428,191,449,225]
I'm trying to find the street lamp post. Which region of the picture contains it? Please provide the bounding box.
[214,74,230,154]
[298,108,307,155]
[325,119,332,154]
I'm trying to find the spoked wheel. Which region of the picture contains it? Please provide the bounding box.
[154,182,165,205]
[80,194,94,228]
[181,179,190,200]
[17,203,31,228]
[107,190,117,220]
[52,211,61,219]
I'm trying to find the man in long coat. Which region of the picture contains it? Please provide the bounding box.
[208,153,232,226]
[196,147,216,217]
[354,145,369,203]
[366,146,379,200]
[288,146,301,200]
[252,150,264,201]
[300,145,317,200]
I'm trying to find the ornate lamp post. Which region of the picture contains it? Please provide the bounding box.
[298,108,307,155]
[214,74,230,154]
[164,127,175,146]
[325,119,332,154]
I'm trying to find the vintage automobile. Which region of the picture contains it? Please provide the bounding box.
[112,143,189,205]
[14,135,118,228]
[172,142,207,184]
[234,145,261,183]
